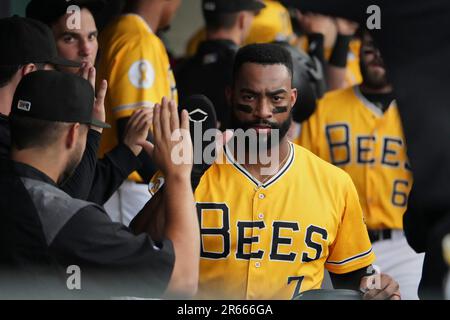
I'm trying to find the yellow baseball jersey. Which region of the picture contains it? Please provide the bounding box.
[98,14,177,181]
[185,1,295,57]
[297,86,412,230]
[149,143,375,299]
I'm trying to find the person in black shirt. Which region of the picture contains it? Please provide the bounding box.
[0,70,199,299]
[176,0,265,130]
[0,16,146,207]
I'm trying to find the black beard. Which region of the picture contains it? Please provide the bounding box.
[360,61,391,90]
[230,108,292,151]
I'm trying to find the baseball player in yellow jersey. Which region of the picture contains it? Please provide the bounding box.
[98,0,181,225]
[135,43,401,300]
[298,31,424,299]
[185,0,294,57]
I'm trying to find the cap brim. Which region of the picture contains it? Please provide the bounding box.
[49,56,82,68]
[90,118,111,129]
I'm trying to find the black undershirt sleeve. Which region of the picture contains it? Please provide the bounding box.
[87,142,142,205]
[329,34,352,68]
[329,266,373,290]
[61,130,142,205]
[117,117,157,183]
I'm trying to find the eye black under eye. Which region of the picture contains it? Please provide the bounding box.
[273,106,288,114]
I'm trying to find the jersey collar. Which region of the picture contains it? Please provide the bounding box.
[353,85,397,117]
[224,142,295,189]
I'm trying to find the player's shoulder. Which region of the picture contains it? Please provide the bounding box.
[313,86,359,117]
[320,85,357,105]
[293,143,353,186]
[101,15,161,49]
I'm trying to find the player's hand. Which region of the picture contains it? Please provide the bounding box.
[123,108,153,156]
[91,78,107,133]
[79,63,107,133]
[140,97,193,179]
[335,17,359,36]
[297,11,336,36]
[79,62,95,89]
[360,273,401,300]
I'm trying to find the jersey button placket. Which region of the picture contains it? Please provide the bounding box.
[247,191,266,299]
[366,128,376,209]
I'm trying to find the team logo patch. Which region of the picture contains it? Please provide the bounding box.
[148,177,165,196]
[17,100,31,112]
[128,60,155,89]
[188,108,208,123]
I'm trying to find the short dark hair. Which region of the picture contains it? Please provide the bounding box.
[9,115,72,150]
[0,63,48,88]
[233,43,294,85]
[203,12,239,31]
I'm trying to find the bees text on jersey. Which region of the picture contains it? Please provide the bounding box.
[149,143,375,299]
[297,86,412,230]
[98,14,178,180]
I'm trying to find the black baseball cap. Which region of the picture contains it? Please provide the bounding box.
[0,16,81,68]
[202,0,266,13]
[26,0,105,26]
[11,70,110,129]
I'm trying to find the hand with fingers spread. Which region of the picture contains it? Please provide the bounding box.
[140,97,193,179]
[78,63,107,133]
[297,10,336,37]
[360,272,401,300]
[122,108,154,156]
[138,97,199,297]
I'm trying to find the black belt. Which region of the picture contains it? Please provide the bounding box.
[368,229,392,243]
